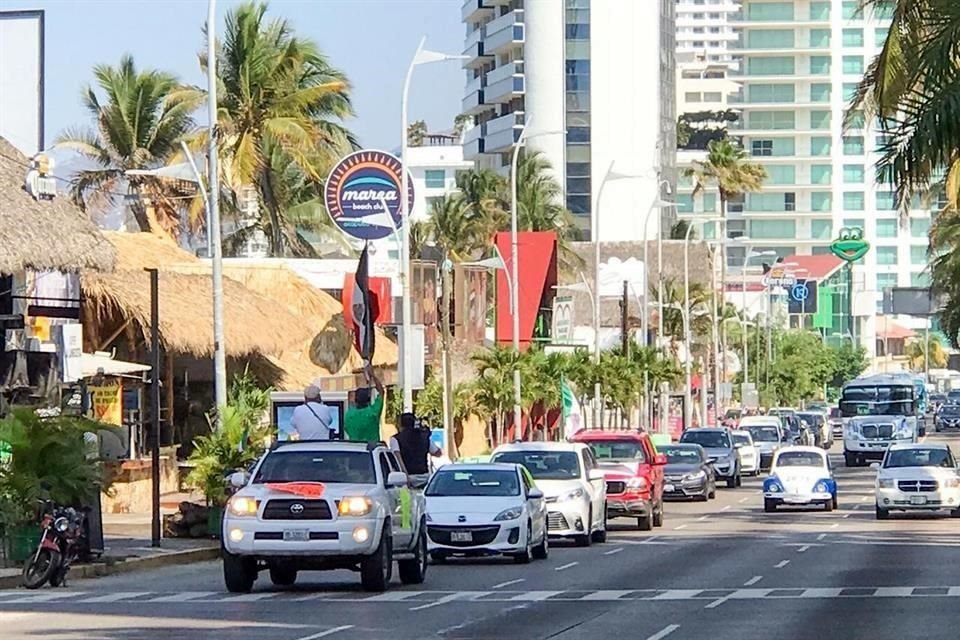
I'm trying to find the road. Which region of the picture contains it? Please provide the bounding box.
[4,433,960,640]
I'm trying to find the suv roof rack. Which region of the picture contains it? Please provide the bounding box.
[270,439,387,452]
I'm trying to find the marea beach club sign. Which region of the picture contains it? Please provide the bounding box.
[324,150,415,242]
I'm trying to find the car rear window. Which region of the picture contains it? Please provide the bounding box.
[586,440,647,463]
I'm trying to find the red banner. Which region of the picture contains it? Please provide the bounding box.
[342,276,392,324]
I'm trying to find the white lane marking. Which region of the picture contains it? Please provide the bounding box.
[774,560,790,568]
[80,592,151,603]
[722,505,732,511]
[219,593,280,602]
[674,524,688,530]
[743,576,763,586]
[604,547,624,556]
[651,589,701,600]
[861,495,870,502]
[817,533,827,541]
[363,591,423,602]
[642,536,661,544]
[582,590,634,601]
[2,592,90,603]
[148,591,216,602]
[874,587,914,597]
[294,627,355,640]
[555,562,578,571]
[697,515,710,521]
[409,592,488,611]
[705,596,730,609]
[510,591,563,601]
[492,578,525,589]
[843,513,852,518]
[739,497,749,503]
[947,587,960,596]
[800,588,842,598]
[830,523,840,529]
[797,545,811,553]
[646,625,680,640]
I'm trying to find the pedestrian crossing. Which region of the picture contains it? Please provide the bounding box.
[2,586,960,605]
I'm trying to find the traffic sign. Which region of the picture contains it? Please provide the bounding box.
[788,279,818,314]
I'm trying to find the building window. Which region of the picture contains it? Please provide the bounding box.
[747,56,795,76]
[842,29,864,47]
[566,23,590,39]
[677,194,694,214]
[810,1,830,19]
[873,1,895,19]
[810,136,832,156]
[875,27,889,46]
[747,29,795,49]
[567,127,591,143]
[748,84,796,103]
[876,247,898,265]
[424,169,445,189]
[911,217,931,238]
[911,246,928,265]
[842,136,865,156]
[842,83,858,101]
[876,192,897,211]
[746,2,794,20]
[703,91,722,102]
[844,192,865,211]
[811,192,832,211]
[567,195,590,215]
[810,83,831,103]
[747,111,796,130]
[876,273,898,292]
[875,135,893,152]
[842,1,861,19]
[810,164,832,185]
[745,192,795,212]
[911,272,932,287]
[566,177,590,195]
[843,164,865,184]
[842,55,865,75]
[809,56,831,75]
[843,218,865,229]
[810,111,831,130]
[685,92,702,103]
[846,110,865,129]
[750,220,796,239]
[811,219,833,239]
[876,218,898,238]
[751,140,773,156]
[764,165,796,185]
[809,29,831,48]
[702,193,717,212]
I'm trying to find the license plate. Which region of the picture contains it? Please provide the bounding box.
[664,484,675,492]
[451,531,473,542]
[910,496,927,506]
[282,529,309,541]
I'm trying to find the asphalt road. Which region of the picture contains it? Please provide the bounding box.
[5,433,960,640]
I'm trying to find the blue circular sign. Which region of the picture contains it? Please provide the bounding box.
[324,150,415,241]
[790,282,810,302]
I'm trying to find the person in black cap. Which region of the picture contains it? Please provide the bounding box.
[389,412,441,475]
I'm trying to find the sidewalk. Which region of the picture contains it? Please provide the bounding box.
[1,495,219,589]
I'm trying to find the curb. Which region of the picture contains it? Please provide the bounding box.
[0,546,220,590]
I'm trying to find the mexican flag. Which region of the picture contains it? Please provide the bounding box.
[561,377,584,440]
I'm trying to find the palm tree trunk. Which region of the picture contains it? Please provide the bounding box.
[259,169,285,256]
[441,260,458,458]
[718,191,728,412]
[128,183,153,232]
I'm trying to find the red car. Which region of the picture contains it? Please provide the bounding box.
[571,430,666,531]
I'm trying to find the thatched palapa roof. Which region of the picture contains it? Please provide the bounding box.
[0,136,115,273]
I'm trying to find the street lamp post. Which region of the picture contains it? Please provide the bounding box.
[682,217,719,429]
[510,120,565,437]
[207,0,226,416]
[741,250,776,387]
[400,38,468,412]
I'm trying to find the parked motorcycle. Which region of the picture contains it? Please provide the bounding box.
[21,503,87,589]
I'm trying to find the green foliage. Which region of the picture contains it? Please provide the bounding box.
[0,410,112,530]
[829,341,869,388]
[186,372,272,505]
[677,110,738,150]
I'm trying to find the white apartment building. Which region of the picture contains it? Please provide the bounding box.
[676,55,741,115]
[678,0,937,357]
[461,0,677,241]
[675,0,740,66]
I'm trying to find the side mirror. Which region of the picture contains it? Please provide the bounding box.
[654,453,668,465]
[733,442,744,449]
[869,462,881,470]
[588,469,605,481]
[229,471,250,489]
[527,488,544,500]
[387,471,408,487]
[706,457,717,465]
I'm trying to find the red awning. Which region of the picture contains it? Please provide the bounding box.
[876,318,917,341]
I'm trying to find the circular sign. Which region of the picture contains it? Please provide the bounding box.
[324,150,415,241]
[790,282,810,301]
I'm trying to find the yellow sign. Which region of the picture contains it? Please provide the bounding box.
[90,383,123,426]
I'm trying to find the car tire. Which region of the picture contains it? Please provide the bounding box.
[532,530,549,560]
[592,507,608,542]
[652,501,664,528]
[575,509,593,547]
[513,523,534,564]
[875,505,889,520]
[823,499,834,512]
[832,496,839,511]
[844,453,856,467]
[360,526,392,592]
[951,508,960,519]
[223,551,257,594]
[735,473,743,488]
[637,510,653,531]
[726,476,737,489]
[268,566,297,587]
[398,526,428,585]
[708,484,717,499]
[763,499,776,513]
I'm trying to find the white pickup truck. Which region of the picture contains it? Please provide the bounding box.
[221,440,428,593]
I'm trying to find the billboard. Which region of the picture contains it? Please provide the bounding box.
[454,265,488,345]
[0,11,44,154]
[411,260,438,361]
[882,287,945,316]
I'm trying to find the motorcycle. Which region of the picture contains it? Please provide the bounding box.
[21,503,87,589]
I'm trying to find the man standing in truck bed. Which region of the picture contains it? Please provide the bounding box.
[343,364,385,442]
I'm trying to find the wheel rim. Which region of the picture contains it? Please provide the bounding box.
[25,552,51,581]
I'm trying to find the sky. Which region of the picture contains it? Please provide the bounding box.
[1,0,465,150]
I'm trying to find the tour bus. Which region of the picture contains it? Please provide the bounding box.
[840,374,920,467]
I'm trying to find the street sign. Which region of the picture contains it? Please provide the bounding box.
[762,265,796,288]
[552,297,573,343]
[788,279,818,314]
[323,149,414,241]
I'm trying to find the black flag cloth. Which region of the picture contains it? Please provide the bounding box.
[351,243,377,362]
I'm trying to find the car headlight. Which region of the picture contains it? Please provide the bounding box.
[54,517,69,532]
[944,478,960,489]
[845,425,859,438]
[682,471,706,482]
[814,482,829,493]
[227,496,259,517]
[558,488,585,502]
[338,496,373,517]
[626,477,648,489]
[494,506,523,521]
[877,478,895,489]
[766,482,783,493]
[895,425,913,439]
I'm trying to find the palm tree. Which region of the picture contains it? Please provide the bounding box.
[669,220,694,240]
[906,335,949,371]
[456,167,508,241]
[655,277,713,354]
[56,55,200,235]
[199,1,358,256]
[471,345,519,446]
[407,120,427,147]
[850,0,960,216]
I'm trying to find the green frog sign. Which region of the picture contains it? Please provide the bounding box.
[830,227,870,262]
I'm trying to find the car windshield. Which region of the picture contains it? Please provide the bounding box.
[680,431,730,449]
[661,446,702,464]
[744,426,779,442]
[731,433,751,446]
[425,469,520,497]
[884,448,954,468]
[253,450,376,484]
[586,440,646,462]
[492,451,581,480]
[940,405,960,415]
[725,410,741,419]
[776,451,825,468]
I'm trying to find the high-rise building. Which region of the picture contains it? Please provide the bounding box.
[678,0,933,356]
[675,0,740,67]
[461,0,677,241]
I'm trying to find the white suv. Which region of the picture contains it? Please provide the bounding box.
[874,443,960,519]
[221,440,427,593]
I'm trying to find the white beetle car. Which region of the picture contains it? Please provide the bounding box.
[763,446,838,512]
[424,463,548,563]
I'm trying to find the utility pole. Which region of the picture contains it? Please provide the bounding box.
[147,268,161,547]
[621,280,629,355]
[207,0,227,418]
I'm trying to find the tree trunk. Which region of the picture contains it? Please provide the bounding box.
[258,169,285,256]
[718,191,728,412]
[128,183,153,232]
[440,260,458,458]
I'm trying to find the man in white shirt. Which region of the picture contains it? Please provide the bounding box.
[290,385,340,440]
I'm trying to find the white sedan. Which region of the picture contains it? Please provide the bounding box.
[874,443,960,519]
[424,463,548,563]
[731,430,760,476]
[763,446,838,512]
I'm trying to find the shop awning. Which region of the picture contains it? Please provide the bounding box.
[81,351,151,378]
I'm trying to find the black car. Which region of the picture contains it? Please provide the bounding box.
[936,404,960,431]
[659,444,717,502]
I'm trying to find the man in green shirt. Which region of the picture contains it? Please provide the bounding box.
[343,366,385,442]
